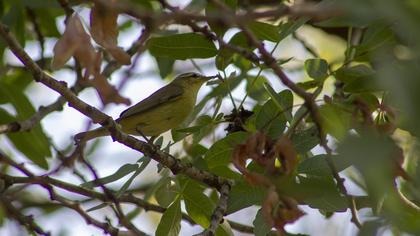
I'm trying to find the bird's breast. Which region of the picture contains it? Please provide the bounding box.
[119,91,197,136]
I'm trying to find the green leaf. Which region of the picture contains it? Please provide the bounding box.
[227,181,266,214]
[291,125,319,154]
[209,166,242,179]
[0,83,51,169]
[175,125,204,133]
[186,144,208,159]
[86,203,109,212]
[354,22,395,62]
[1,69,33,91]
[207,74,243,98]
[148,33,217,60]
[297,80,320,90]
[335,65,375,82]
[116,157,150,196]
[0,204,5,226]
[0,108,14,124]
[21,0,60,8]
[156,199,182,236]
[215,220,234,236]
[256,99,286,139]
[337,132,398,202]
[304,58,329,81]
[2,0,25,46]
[146,173,172,200]
[298,154,351,176]
[205,132,248,169]
[130,0,155,10]
[233,54,253,71]
[155,177,178,208]
[348,93,379,111]
[81,163,139,188]
[182,180,215,227]
[295,176,347,212]
[263,84,293,122]
[184,0,207,13]
[192,115,215,143]
[334,65,379,93]
[278,17,309,41]
[319,103,352,140]
[156,57,175,78]
[358,220,382,236]
[255,89,293,139]
[35,8,61,37]
[246,76,269,102]
[216,32,250,70]
[316,16,375,28]
[253,208,272,236]
[205,0,237,36]
[304,192,348,213]
[249,21,280,42]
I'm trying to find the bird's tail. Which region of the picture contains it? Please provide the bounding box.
[74,127,109,143]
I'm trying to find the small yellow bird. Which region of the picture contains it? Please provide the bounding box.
[75,72,216,142]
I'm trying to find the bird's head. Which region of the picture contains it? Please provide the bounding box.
[172,72,218,87]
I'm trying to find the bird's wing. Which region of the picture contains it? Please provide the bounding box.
[118,83,184,119]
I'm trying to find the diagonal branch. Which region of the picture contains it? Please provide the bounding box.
[236,23,362,228]
[0,27,150,135]
[196,182,232,236]
[0,22,228,190]
[0,196,50,236]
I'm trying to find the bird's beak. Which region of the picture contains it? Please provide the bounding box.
[203,75,220,81]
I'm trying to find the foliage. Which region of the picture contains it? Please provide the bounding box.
[1,0,420,235]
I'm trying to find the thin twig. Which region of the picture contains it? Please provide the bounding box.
[0,21,228,190]
[237,22,362,228]
[0,196,51,236]
[81,158,147,235]
[26,8,46,68]
[0,173,263,234]
[196,182,232,236]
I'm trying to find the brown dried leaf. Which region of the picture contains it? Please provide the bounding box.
[232,144,248,174]
[262,189,304,233]
[107,46,131,65]
[271,136,298,175]
[233,132,297,179]
[74,37,99,77]
[90,3,118,46]
[272,197,304,231]
[52,15,87,70]
[91,72,131,105]
[90,2,131,65]
[244,172,271,186]
[232,133,275,186]
[262,188,280,227]
[51,14,100,78]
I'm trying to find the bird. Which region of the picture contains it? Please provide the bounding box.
[74,72,217,142]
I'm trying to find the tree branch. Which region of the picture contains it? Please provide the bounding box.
[0,172,261,234]
[0,196,50,236]
[0,21,228,190]
[236,22,362,228]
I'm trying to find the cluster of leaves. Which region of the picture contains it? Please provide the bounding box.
[1,0,420,236]
[52,3,131,105]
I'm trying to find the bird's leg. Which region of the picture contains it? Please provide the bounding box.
[149,136,157,144]
[135,126,150,143]
[135,126,159,147]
